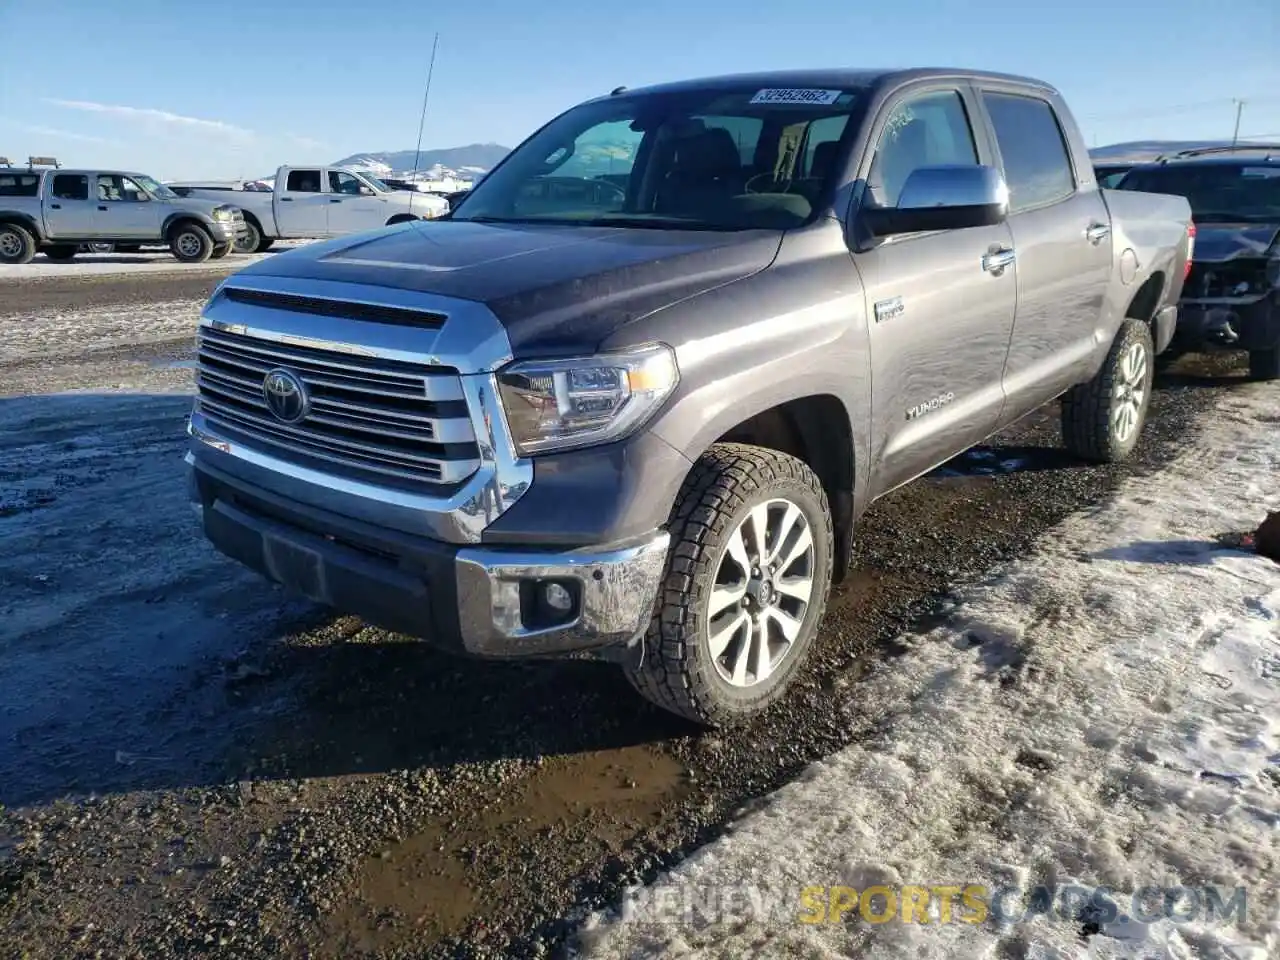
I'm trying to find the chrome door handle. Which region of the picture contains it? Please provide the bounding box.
[982,248,1016,274]
[1085,222,1111,244]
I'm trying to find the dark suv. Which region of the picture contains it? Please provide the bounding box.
[1116,146,1280,380]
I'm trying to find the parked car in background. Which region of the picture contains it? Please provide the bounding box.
[0,159,247,264]
[1115,144,1280,380]
[1094,162,1136,188]
[187,68,1193,724]
[170,165,449,254]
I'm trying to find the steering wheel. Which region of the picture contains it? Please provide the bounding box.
[744,171,793,195]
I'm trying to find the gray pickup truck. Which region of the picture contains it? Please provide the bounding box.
[0,162,246,264]
[186,68,1193,724]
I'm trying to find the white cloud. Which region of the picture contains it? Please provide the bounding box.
[43,98,254,138]
[19,124,117,145]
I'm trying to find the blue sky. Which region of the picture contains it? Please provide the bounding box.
[1,0,1276,179]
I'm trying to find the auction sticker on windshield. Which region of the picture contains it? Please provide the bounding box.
[750,88,843,105]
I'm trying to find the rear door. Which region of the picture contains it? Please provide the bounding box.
[274,168,329,236]
[42,173,97,237]
[93,174,163,239]
[326,170,386,234]
[852,83,1018,496]
[976,87,1114,420]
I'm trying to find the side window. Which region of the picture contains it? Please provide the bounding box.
[328,171,365,195]
[982,92,1075,211]
[548,120,644,181]
[51,174,89,201]
[285,169,322,192]
[0,175,39,197]
[97,174,149,202]
[868,90,978,207]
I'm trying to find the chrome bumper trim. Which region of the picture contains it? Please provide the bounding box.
[455,533,670,657]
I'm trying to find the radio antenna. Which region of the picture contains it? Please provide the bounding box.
[409,32,440,216]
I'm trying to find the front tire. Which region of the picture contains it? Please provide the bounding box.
[0,222,37,265]
[233,219,262,254]
[210,242,232,260]
[169,223,213,263]
[625,443,834,726]
[1248,347,1280,382]
[1061,318,1155,463]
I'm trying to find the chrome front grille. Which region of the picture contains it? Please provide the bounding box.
[195,326,481,487]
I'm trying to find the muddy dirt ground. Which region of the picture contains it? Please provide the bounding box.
[0,272,1249,958]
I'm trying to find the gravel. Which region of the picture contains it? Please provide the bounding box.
[0,273,1252,959]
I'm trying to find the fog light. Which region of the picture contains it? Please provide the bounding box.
[544,582,573,612]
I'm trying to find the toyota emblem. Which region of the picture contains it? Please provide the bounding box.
[262,368,310,423]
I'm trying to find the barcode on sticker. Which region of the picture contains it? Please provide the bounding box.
[750,88,843,106]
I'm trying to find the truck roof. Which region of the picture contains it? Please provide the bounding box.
[604,67,1058,100]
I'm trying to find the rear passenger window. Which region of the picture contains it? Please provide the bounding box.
[982,93,1076,211]
[0,174,39,197]
[51,174,89,201]
[286,170,322,192]
[867,90,978,207]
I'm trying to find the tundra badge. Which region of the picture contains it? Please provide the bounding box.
[874,296,905,323]
[906,392,956,421]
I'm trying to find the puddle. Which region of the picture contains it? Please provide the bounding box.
[325,744,687,952]
[930,444,1082,479]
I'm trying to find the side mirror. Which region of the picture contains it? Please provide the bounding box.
[863,164,1009,237]
[359,185,374,196]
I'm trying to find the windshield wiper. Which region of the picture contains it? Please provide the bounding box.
[580,217,736,231]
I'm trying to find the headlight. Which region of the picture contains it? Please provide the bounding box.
[211,206,233,222]
[496,344,679,455]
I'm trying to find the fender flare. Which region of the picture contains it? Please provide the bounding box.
[0,211,45,242]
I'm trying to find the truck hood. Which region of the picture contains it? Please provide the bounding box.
[1192,221,1280,262]
[231,219,782,352]
[169,197,233,217]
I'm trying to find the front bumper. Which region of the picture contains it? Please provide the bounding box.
[188,455,670,658]
[1174,292,1280,353]
[208,219,243,244]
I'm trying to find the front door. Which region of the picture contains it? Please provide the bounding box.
[43,173,98,237]
[326,170,386,234]
[275,169,330,237]
[93,174,162,239]
[853,85,1018,497]
[978,88,1114,420]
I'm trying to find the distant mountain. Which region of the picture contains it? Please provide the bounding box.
[332,143,511,175]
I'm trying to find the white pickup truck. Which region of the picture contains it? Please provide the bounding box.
[169,165,448,253]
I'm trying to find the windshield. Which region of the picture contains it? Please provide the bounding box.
[358,173,389,192]
[133,174,178,200]
[452,84,867,231]
[1118,164,1280,222]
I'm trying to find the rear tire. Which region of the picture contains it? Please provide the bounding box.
[1248,347,1280,382]
[624,443,834,726]
[1061,318,1155,463]
[43,245,79,261]
[86,241,115,254]
[169,223,213,263]
[0,222,37,265]
[255,236,275,253]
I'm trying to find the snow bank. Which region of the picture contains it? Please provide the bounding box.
[0,240,310,281]
[578,384,1280,960]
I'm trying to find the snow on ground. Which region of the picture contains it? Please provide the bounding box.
[0,240,311,281]
[0,299,204,366]
[578,384,1280,960]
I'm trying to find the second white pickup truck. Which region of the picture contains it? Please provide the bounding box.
[170,165,449,253]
